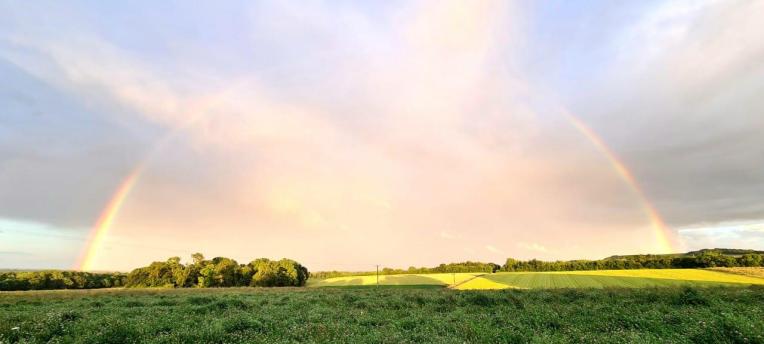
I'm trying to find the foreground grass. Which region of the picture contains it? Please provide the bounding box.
[2,286,764,343]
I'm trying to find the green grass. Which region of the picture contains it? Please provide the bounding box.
[2,286,764,343]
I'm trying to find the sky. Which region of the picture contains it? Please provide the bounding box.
[1,0,763,271]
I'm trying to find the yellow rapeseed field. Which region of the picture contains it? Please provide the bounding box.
[310,269,764,290]
[454,269,764,290]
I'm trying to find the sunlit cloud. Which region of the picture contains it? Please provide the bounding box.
[439,232,457,240]
[1,1,763,270]
[485,245,504,255]
[516,242,548,253]
[678,221,764,250]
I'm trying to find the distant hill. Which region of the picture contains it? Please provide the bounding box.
[605,248,764,260]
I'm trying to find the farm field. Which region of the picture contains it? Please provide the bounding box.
[456,269,764,290]
[710,267,764,279]
[311,269,764,290]
[307,272,481,287]
[2,286,764,343]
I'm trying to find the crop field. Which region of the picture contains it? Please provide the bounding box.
[307,272,481,287]
[311,269,764,290]
[2,286,764,343]
[710,267,764,279]
[456,269,764,290]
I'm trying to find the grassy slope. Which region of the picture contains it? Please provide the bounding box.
[456,269,764,290]
[2,287,764,343]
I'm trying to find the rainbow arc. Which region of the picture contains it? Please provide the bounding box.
[563,109,677,253]
[74,106,678,271]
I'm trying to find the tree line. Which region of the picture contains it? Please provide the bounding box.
[0,271,127,291]
[125,253,309,288]
[4,249,762,289]
[311,261,500,279]
[311,249,764,279]
[503,250,764,272]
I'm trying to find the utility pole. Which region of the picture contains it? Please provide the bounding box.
[376,265,379,287]
[452,273,455,286]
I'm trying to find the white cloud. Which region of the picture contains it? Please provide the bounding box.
[516,242,548,253]
[678,220,764,251]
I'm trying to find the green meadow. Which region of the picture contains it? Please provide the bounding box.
[2,286,764,343]
[4,268,764,342]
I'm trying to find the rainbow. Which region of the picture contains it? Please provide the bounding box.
[74,104,678,270]
[562,109,678,253]
[74,166,143,270]
[73,88,239,271]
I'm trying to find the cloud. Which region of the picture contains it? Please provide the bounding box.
[570,0,764,230]
[485,245,504,254]
[0,217,83,269]
[0,59,149,229]
[2,1,762,270]
[439,231,459,240]
[516,242,548,253]
[678,221,764,250]
[1,1,681,270]
[0,251,31,256]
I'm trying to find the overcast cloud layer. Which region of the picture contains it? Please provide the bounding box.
[1,0,763,271]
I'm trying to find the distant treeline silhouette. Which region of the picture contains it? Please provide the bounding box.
[0,271,127,291]
[125,254,308,288]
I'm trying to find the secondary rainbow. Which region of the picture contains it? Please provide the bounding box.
[562,109,678,253]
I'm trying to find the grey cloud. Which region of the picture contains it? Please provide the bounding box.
[678,224,764,250]
[569,1,764,229]
[0,59,154,231]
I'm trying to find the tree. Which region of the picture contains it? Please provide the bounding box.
[192,253,205,265]
[740,254,763,267]
[197,264,215,288]
[211,257,239,287]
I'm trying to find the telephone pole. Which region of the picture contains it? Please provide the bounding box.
[376,265,379,287]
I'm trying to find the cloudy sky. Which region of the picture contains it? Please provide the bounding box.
[1,0,763,271]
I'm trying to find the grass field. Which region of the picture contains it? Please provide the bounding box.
[2,286,764,343]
